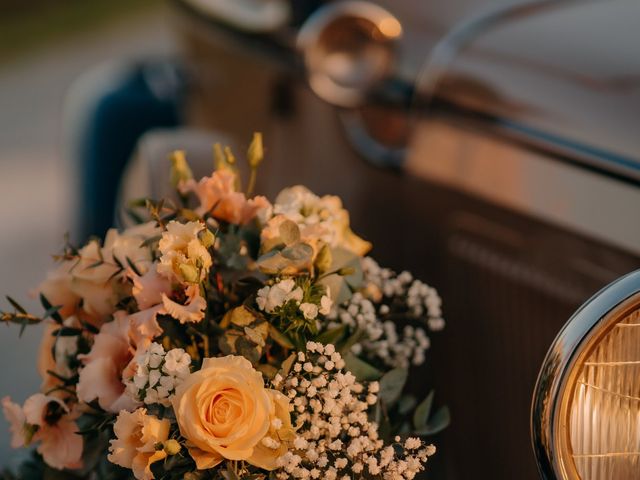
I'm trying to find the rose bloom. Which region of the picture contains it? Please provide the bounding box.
[108,408,170,480]
[172,356,291,470]
[180,169,272,225]
[2,394,82,470]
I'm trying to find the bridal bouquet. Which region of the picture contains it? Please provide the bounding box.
[1,135,447,480]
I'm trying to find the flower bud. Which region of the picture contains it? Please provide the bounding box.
[170,150,193,188]
[247,132,264,168]
[164,439,181,456]
[224,146,236,165]
[199,229,215,249]
[338,266,356,276]
[178,263,200,284]
[315,244,333,274]
[213,143,227,171]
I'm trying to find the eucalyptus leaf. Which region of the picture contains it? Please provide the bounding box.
[256,243,313,274]
[378,368,408,406]
[398,394,417,416]
[413,390,435,430]
[269,325,295,349]
[278,219,300,246]
[343,352,383,381]
[314,325,347,346]
[414,405,451,436]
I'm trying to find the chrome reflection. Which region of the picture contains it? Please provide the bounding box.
[297,1,402,108]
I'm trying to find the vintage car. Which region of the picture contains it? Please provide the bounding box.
[78,0,640,478]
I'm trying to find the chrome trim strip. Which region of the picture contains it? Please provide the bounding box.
[406,119,640,256]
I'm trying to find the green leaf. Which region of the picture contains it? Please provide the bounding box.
[52,327,83,337]
[343,352,383,381]
[39,293,62,324]
[256,243,314,274]
[413,390,435,430]
[315,324,347,346]
[269,325,295,349]
[5,296,26,314]
[338,327,366,354]
[278,219,301,246]
[279,353,296,377]
[414,405,451,436]
[379,367,408,406]
[126,256,142,276]
[398,394,417,416]
[139,234,162,248]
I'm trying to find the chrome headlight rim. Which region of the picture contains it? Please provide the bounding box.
[531,269,640,480]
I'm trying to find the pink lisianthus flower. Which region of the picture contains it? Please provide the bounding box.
[2,394,82,471]
[179,169,272,225]
[77,312,156,413]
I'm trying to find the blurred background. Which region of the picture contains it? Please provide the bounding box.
[0,0,639,478]
[0,0,173,467]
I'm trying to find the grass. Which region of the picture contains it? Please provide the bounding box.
[0,0,161,64]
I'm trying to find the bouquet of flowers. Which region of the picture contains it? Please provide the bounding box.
[1,134,448,480]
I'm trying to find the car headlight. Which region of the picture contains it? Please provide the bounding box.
[532,270,640,479]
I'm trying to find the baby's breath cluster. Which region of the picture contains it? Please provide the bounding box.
[362,257,443,327]
[325,257,444,369]
[272,342,435,480]
[125,342,191,406]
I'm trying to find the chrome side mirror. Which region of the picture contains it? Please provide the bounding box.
[297,1,402,108]
[532,270,640,479]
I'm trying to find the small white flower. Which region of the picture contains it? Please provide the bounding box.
[300,303,318,320]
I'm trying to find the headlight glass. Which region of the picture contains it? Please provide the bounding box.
[567,308,640,479]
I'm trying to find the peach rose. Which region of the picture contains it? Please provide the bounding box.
[2,394,82,470]
[108,408,170,480]
[172,356,287,470]
[180,170,272,225]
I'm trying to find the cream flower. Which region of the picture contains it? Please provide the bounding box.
[299,303,318,320]
[3,394,82,470]
[179,169,272,225]
[319,293,333,315]
[161,284,206,324]
[108,408,170,480]
[256,279,303,313]
[261,186,371,256]
[172,356,286,470]
[158,221,212,285]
